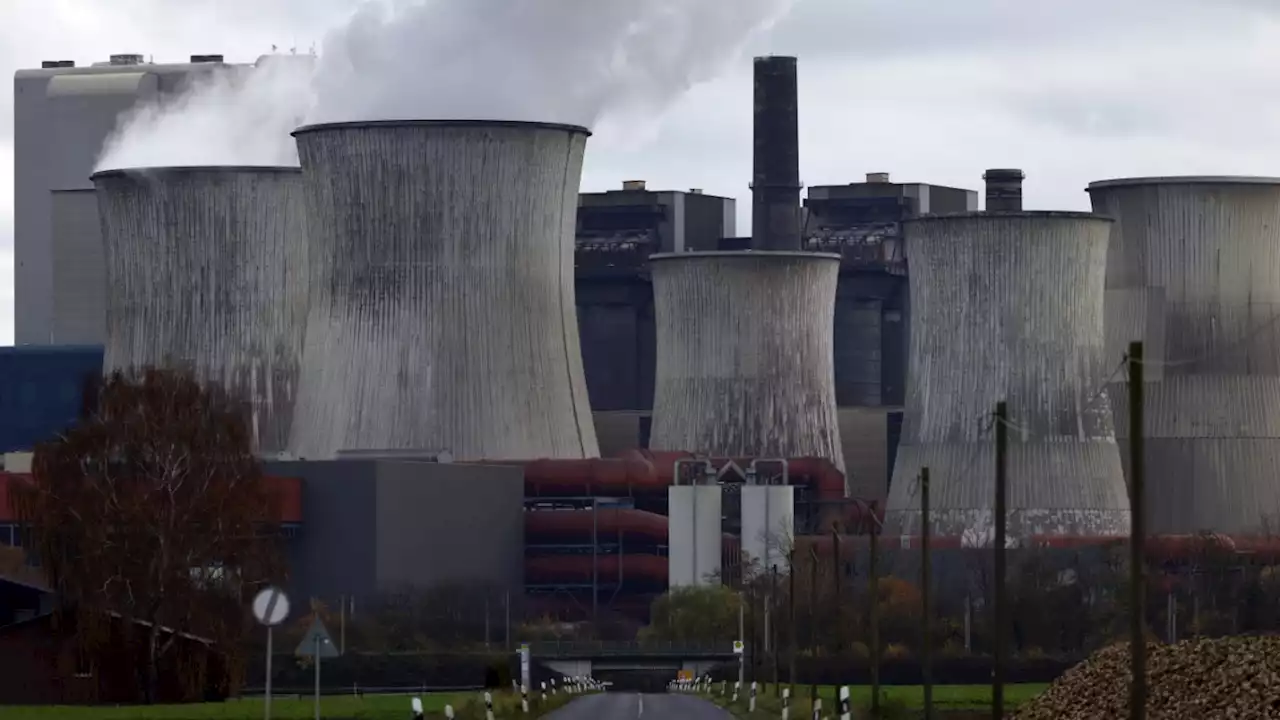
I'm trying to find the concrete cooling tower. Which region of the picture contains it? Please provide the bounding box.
[287,120,598,461]
[648,251,845,474]
[885,212,1130,543]
[1089,177,1280,536]
[91,166,308,453]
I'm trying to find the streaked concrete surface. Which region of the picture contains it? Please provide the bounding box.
[93,166,308,453]
[1090,177,1280,535]
[288,120,599,461]
[649,251,845,476]
[545,693,734,719]
[886,212,1130,542]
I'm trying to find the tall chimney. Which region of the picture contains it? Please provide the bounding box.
[752,56,802,251]
[984,168,1025,211]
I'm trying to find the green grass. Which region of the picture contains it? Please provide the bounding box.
[0,690,590,720]
[712,683,1047,711]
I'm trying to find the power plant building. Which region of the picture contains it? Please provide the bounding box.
[12,53,248,346]
[1089,176,1280,536]
[575,182,736,456]
[287,120,598,461]
[805,174,978,501]
[885,210,1131,543]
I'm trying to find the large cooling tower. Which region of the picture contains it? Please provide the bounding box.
[91,166,307,453]
[287,120,598,460]
[648,251,845,473]
[885,212,1130,543]
[1089,177,1280,535]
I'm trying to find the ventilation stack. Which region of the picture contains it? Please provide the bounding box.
[885,207,1130,544]
[648,251,845,474]
[287,120,598,461]
[91,166,308,453]
[1088,176,1280,535]
[751,55,802,251]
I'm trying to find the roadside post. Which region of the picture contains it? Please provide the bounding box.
[251,587,290,720]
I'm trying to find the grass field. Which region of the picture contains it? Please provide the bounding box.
[713,683,1047,713]
[4,693,465,720]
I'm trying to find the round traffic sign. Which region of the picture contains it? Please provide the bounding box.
[252,586,290,626]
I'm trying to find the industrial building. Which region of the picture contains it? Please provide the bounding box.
[12,45,1280,635]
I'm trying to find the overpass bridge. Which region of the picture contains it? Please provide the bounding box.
[527,641,738,682]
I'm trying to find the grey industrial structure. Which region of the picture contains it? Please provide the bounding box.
[265,459,526,602]
[1089,177,1280,536]
[91,166,308,453]
[884,207,1131,541]
[13,54,252,346]
[649,251,845,473]
[287,120,599,461]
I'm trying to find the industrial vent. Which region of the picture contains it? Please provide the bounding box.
[40,60,75,69]
[109,54,144,66]
[190,54,225,64]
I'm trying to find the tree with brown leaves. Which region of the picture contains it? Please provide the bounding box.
[15,366,285,703]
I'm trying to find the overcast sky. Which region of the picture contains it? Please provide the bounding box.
[3,0,1280,346]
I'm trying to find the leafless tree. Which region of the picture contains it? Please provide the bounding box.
[15,367,285,702]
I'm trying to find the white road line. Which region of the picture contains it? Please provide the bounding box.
[638,694,644,717]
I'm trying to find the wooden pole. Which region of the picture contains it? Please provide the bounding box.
[993,401,1008,720]
[921,467,933,720]
[869,502,881,717]
[1128,341,1147,720]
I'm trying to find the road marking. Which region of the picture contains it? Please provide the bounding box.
[638,694,644,717]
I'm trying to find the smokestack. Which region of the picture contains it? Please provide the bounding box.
[288,120,599,461]
[751,56,802,251]
[983,168,1025,211]
[91,166,308,453]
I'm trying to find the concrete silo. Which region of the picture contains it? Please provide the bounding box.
[1089,177,1280,536]
[885,211,1130,543]
[91,166,308,453]
[647,251,845,474]
[287,120,598,461]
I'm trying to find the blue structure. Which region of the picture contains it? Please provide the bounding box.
[0,345,103,453]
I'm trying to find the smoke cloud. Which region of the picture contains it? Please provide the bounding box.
[95,0,796,171]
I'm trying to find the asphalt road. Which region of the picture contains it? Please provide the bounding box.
[545,692,735,719]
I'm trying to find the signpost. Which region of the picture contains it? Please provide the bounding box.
[296,615,341,720]
[251,587,290,720]
[519,643,531,691]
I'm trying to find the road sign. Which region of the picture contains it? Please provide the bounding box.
[733,640,745,655]
[678,669,694,681]
[252,587,290,627]
[295,616,340,658]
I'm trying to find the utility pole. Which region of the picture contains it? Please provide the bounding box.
[921,467,933,720]
[993,401,1008,720]
[1128,341,1147,720]
[869,501,881,718]
[738,587,746,689]
[788,549,797,697]
[830,522,841,654]
[808,545,819,710]
[771,563,780,694]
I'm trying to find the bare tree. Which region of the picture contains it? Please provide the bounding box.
[15,367,284,702]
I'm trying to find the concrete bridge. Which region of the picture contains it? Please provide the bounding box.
[528,641,738,685]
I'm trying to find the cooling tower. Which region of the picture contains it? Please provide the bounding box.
[885,212,1130,543]
[287,120,598,461]
[1088,177,1280,535]
[91,166,307,453]
[648,251,845,474]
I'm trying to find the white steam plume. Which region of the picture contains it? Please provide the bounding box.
[95,0,796,171]
[96,55,317,170]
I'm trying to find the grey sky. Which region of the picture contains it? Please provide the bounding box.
[4,0,1280,345]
